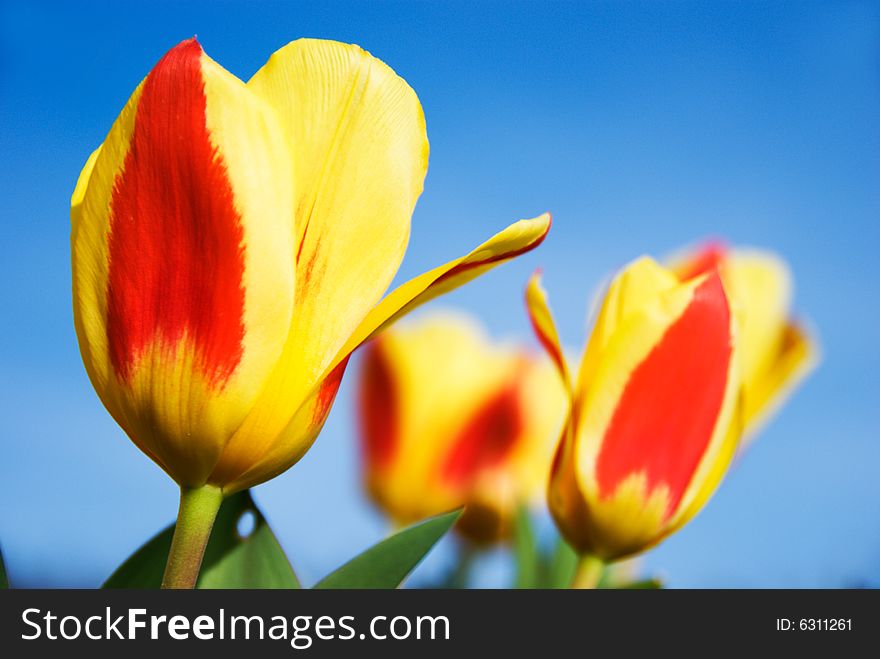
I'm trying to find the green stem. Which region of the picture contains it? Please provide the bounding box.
[161,485,224,589]
[571,554,604,589]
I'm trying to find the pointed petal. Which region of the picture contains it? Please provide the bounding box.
[524,271,593,553]
[334,213,552,375]
[525,270,573,393]
[210,213,549,491]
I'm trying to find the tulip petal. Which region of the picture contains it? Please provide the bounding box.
[740,320,818,443]
[339,214,553,365]
[575,257,680,412]
[72,40,295,486]
[721,251,819,438]
[358,337,400,472]
[359,314,523,524]
[525,270,573,393]
[215,216,550,492]
[574,267,740,557]
[524,270,593,551]
[718,250,792,390]
[70,146,102,229]
[441,383,524,488]
[207,39,428,490]
[247,38,429,388]
[672,243,817,440]
[593,273,732,512]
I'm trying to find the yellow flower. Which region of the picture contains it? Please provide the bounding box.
[671,242,818,444]
[71,38,550,494]
[526,259,741,560]
[357,313,567,544]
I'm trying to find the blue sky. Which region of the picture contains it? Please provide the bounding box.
[1,0,878,587]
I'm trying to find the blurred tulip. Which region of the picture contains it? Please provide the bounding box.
[671,242,818,445]
[527,259,741,560]
[357,313,567,544]
[71,38,550,495]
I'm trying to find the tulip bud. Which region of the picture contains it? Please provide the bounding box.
[357,313,567,544]
[672,242,818,443]
[527,259,741,560]
[72,38,551,495]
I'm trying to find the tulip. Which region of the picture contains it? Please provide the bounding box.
[526,258,742,565]
[671,242,818,445]
[71,38,549,587]
[357,313,567,544]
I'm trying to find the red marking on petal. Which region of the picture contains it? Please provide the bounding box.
[595,273,732,520]
[313,354,350,426]
[436,215,551,287]
[106,39,246,387]
[441,381,524,488]
[357,343,398,469]
[676,241,728,282]
[297,236,322,296]
[296,215,313,264]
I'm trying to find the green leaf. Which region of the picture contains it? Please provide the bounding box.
[315,510,460,589]
[0,546,8,589]
[103,489,299,589]
[544,535,579,589]
[513,506,538,589]
[620,578,664,589]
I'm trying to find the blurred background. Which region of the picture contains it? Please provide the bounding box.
[1,0,878,587]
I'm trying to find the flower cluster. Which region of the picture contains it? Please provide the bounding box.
[71,38,816,589]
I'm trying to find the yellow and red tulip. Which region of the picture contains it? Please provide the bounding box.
[357,313,567,544]
[672,242,818,444]
[526,258,741,560]
[71,38,550,494]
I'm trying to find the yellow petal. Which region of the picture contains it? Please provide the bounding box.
[213,214,551,492]
[247,37,429,392]
[208,39,428,489]
[740,320,818,443]
[525,270,573,393]
[524,270,591,551]
[71,40,295,486]
[339,213,553,365]
[723,251,791,393]
[216,355,349,493]
[721,251,818,439]
[70,146,102,229]
[575,256,679,412]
